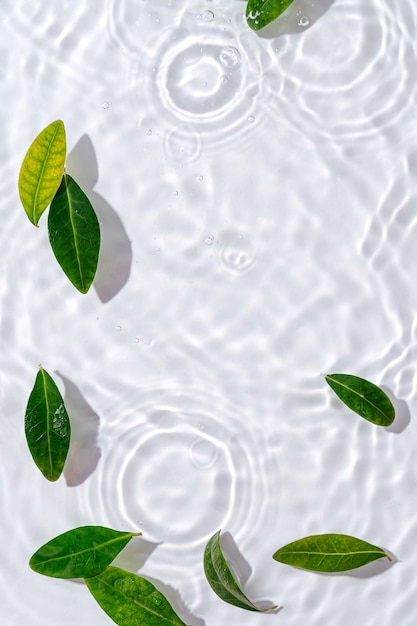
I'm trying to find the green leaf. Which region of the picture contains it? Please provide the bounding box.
[273,534,391,572]
[85,566,187,626]
[25,367,71,481]
[18,120,66,226]
[246,0,295,31]
[30,526,142,579]
[48,173,100,293]
[204,530,277,612]
[324,373,395,427]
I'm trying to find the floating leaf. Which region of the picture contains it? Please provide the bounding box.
[324,373,395,427]
[18,120,66,226]
[85,566,187,626]
[246,0,295,31]
[204,530,277,612]
[48,173,100,293]
[273,534,391,572]
[25,367,70,481]
[30,526,141,579]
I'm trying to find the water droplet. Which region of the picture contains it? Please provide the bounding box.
[247,115,255,123]
[298,16,310,27]
[116,325,122,331]
[102,100,111,109]
[146,128,152,135]
[196,175,204,182]
[172,190,179,196]
[198,10,214,22]
[205,235,214,246]
[219,75,229,85]
[219,46,241,68]
[133,337,140,343]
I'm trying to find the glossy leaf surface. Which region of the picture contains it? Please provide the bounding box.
[18,120,66,225]
[273,534,391,572]
[246,0,295,30]
[48,173,100,293]
[204,530,277,612]
[325,373,395,426]
[25,367,70,481]
[30,526,141,579]
[85,566,187,626]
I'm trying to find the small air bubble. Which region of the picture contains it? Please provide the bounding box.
[196,175,204,181]
[172,190,179,196]
[102,101,111,109]
[219,46,241,68]
[247,115,255,123]
[116,325,122,331]
[220,75,229,85]
[298,16,310,27]
[146,129,152,135]
[205,235,214,246]
[198,10,214,22]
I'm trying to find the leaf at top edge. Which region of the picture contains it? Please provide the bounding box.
[48,173,100,293]
[85,566,187,626]
[246,0,295,31]
[204,530,277,612]
[273,534,391,572]
[324,373,395,427]
[29,526,142,579]
[18,120,66,226]
[25,366,70,482]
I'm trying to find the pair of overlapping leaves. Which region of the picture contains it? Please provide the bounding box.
[30,526,188,626]
[18,120,100,294]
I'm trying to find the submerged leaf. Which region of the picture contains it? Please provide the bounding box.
[48,173,100,293]
[325,373,395,426]
[85,566,187,626]
[18,120,66,226]
[25,367,70,481]
[246,0,295,31]
[204,530,277,612]
[30,526,141,579]
[273,534,391,572]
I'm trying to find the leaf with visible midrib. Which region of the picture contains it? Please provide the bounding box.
[25,367,70,482]
[30,526,142,579]
[85,566,187,626]
[48,173,100,293]
[324,373,395,426]
[273,534,391,572]
[246,0,295,31]
[204,530,277,612]
[18,120,66,226]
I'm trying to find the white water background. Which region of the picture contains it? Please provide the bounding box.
[1,1,417,624]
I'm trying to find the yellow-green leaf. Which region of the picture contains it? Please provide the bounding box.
[18,120,66,226]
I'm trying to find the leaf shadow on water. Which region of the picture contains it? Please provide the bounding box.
[242,0,336,40]
[56,372,101,487]
[380,386,410,434]
[112,536,161,572]
[221,532,282,613]
[139,573,207,626]
[66,135,132,302]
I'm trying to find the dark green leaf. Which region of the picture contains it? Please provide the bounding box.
[48,173,100,293]
[85,566,187,626]
[246,0,295,31]
[204,530,277,612]
[18,120,66,226]
[30,526,141,579]
[325,373,395,426]
[273,534,391,572]
[25,367,70,481]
